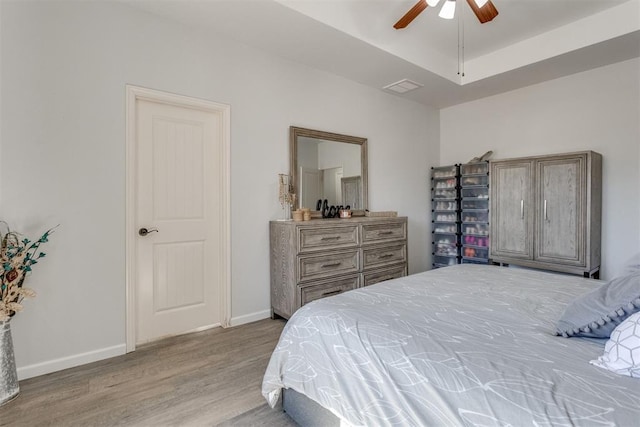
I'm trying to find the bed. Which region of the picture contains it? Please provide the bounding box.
[262,264,640,426]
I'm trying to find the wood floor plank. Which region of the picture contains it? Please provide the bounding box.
[0,319,295,426]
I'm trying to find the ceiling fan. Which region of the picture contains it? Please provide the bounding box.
[394,0,499,29]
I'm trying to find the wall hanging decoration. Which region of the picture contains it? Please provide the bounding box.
[0,223,55,405]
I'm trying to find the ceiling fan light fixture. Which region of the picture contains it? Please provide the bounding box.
[439,0,456,20]
[426,0,441,7]
[473,0,489,7]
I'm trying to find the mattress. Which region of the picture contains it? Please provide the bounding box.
[262,264,640,426]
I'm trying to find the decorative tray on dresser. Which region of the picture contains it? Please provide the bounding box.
[270,216,408,319]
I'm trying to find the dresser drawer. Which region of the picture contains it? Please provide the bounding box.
[300,275,359,306]
[362,222,406,244]
[362,243,407,270]
[297,225,359,252]
[297,250,360,282]
[362,264,407,287]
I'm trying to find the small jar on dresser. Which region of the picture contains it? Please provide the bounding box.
[269,216,408,319]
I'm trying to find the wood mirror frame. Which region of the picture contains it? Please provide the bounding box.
[290,126,368,217]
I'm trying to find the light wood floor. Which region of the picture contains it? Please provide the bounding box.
[0,318,297,426]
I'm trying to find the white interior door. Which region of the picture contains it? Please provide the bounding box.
[130,89,229,346]
[300,167,321,210]
[322,166,343,206]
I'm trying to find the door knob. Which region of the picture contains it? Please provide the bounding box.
[138,227,159,236]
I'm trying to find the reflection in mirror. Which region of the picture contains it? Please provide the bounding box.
[291,127,368,214]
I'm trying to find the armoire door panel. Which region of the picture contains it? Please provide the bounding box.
[490,161,534,259]
[535,156,585,266]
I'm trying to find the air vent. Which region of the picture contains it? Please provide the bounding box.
[383,79,423,94]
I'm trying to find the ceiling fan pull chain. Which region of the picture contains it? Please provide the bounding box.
[457,6,460,76]
[457,3,465,77]
[461,3,465,77]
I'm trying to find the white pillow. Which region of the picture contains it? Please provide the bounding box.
[590,311,640,378]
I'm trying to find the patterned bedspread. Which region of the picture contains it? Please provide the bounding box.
[262,264,640,426]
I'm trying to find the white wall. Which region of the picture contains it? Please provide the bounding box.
[0,1,438,378]
[441,58,640,279]
[297,138,319,170]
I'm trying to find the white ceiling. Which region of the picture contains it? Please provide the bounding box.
[122,0,640,108]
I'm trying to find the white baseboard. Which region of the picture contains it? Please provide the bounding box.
[229,309,271,327]
[17,344,126,380]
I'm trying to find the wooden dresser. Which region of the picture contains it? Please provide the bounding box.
[270,217,408,319]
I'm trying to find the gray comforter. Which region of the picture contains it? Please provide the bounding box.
[262,264,640,426]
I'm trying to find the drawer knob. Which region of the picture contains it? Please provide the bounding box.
[377,231,393,235]
[321,236,341,241]
[378,253,394,259]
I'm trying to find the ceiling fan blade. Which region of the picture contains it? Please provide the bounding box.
[466,0,499,24]
[394,0,428,29]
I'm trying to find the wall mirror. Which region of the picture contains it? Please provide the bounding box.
[290,126,368,215]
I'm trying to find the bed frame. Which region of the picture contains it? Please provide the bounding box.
[283,389,340,426]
